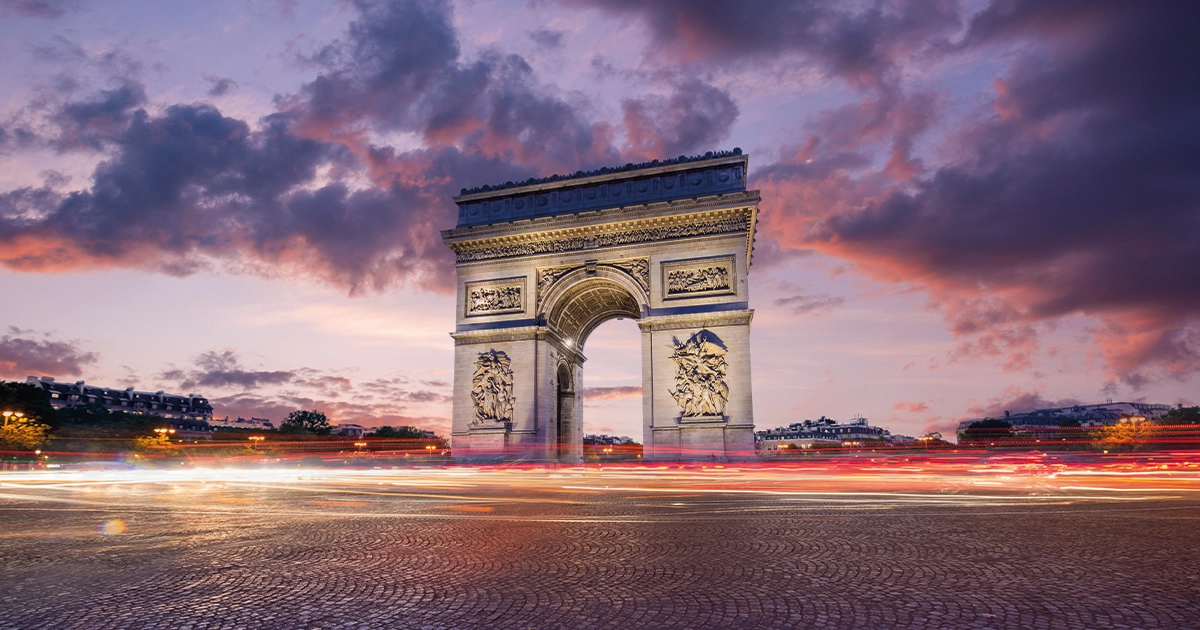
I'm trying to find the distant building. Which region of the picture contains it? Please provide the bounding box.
[583,434,636,446]
[957,402,1172,433]
[756,417,913,450]
[334,423,366,437]
[26,376,213,425]
[210,416,275,431]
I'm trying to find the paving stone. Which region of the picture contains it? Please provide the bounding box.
[1,480,1198,629]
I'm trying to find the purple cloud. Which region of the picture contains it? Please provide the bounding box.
[0,327,96,378]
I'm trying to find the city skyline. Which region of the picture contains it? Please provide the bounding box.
[1,0,1197,441]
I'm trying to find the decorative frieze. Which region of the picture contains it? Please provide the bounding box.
[465,277,526,317]
[661,255,736,300]
[451,211,752,263]
[471,349,514,427]
[669,329,729,418]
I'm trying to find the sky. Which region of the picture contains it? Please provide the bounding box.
[1,0,1197,441]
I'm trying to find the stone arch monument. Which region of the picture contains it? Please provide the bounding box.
[442,150,759,462]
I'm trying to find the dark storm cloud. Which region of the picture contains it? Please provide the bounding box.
[0,0,81,19]
[556,0,960,85]
[759,1,1200,382]
[529,27,565,49]
[290,0,614,174]
[53,81,146,151]
[965,387,1082,420]
[165,350,296,391]
[0,97,461,291]
[0,327,96,378]
[621,79,738,159]
[204,75,238,97]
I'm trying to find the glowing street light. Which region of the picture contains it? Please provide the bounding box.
[2,410,25,427]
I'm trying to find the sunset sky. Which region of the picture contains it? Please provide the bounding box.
[1,0,1197,440]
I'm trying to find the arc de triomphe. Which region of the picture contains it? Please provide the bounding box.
[441,150,759,462]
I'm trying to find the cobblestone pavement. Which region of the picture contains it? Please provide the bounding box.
[2,467,1199,629]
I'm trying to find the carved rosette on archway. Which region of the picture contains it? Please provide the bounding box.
[536,257,650,310]
[471,350,514,427]
[669,329,730,419]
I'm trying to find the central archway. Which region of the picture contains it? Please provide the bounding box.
[541,270,645,463]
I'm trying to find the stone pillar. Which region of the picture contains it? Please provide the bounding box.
[640,310,755,462]
[450,327,580,463]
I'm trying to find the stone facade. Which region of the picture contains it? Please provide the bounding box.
[442,152,759,462]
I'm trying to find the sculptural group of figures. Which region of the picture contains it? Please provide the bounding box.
[669,329,730,417]
[667,266,730,294]
[469,285,522,313]
[471,350,515,425]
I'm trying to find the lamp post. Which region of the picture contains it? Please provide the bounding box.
[425,444,435,458]
[248,435,265,449]
[2,410,25,427]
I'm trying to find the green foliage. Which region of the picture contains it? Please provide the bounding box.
[1092,420,1159,452]
[0,381,57,428]
[370,425,428,439]
[961,419,1014,443]
[0,415,51,450]
[55,403,162,433]
[132,433,177,453]
[1159,406,1200,425]
[280,410,332,435]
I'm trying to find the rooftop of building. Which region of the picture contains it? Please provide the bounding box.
[25,375,211,407]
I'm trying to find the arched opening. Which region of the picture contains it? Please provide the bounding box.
[545,275,642,349]
[542,273,645,462]
[579,318,642,444]
[556,362,574,460]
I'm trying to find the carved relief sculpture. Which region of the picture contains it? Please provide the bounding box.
[661,255,736,299]
[470,285,521,313]
[667,266,730,295]
[608,258,651,294]
[471,350,514,426]
[465,277,525,317]
[668,329,730,418]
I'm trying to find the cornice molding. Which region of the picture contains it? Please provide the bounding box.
[637,309,754,332]
[445,205,756,264]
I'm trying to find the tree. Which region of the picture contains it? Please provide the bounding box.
[280,410,332,435]
[56,403,161,432]
[132,433,177,453]
[1092,419,1158,452]
[370,425,427,439]
[1158,405,1200,425]
[960,419,1014,444]
[0,415,51,451]
[0,381,57,428]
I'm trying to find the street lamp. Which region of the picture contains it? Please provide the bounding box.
[354,441,368,452]
[248,436,265,449]
[425,445,435,457]
[2,410,25,427]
